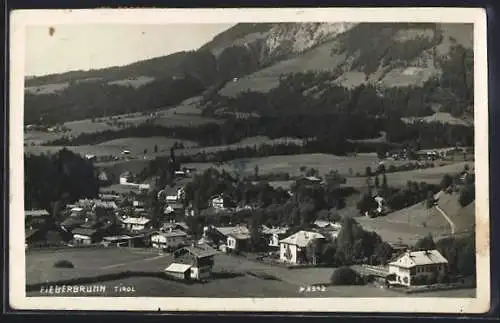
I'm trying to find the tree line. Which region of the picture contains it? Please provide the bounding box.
[25,148,100,211]
[46,113,473,156]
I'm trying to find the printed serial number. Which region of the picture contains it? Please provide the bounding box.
[298,285,327,293]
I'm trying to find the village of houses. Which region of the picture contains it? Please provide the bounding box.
[24,150,474,297]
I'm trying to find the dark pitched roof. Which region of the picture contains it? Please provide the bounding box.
[60,217,85,228]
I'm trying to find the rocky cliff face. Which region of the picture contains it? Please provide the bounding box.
[203,22,357,68]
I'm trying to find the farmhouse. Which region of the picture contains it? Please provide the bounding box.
[210,195,225,209]
[212,226,251,252]
[174,170,188,177]
[314,220,342,240]
[160,221,190,233]
[99,193,121,201]
[279,230,326,264]
[296,176,323,188]
[25,209,50,228]
[161,186,185,205]
[313,220,341,230]
[102,235,134,247]
[120,216,151,232]
[185,207,195,217]
[168,244,219,281]
[210,194,228,210]
[387,249,448,287]
[93,200,118,211]
[60,217,86,232]
[72,227,101,245]
[76,199,96,210]
[261,226,288,248]
[130,229,157,247]
[226,232,251,253]
[133,200,145,208]
[119,171,134,184]
[151,229,189,250]
[69,206,85,215]
[97,171,110,184]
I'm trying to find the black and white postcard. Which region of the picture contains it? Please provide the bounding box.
[9,7,490,313]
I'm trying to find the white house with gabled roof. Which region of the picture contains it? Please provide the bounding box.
[279,230,325,264]
[120,216,151,232]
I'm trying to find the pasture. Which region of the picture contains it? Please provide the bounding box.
[26,247,164,285]
[25,137,198,159]
[95,154,469,193]
[183,153,399,178]
[25,82,70,95]
[107,76,155,88]
[183,154,466,183]
[96,137,199,154]
[346,162,472,188]
[354,214,451,247]
[218,39,347,97]
[179,136,306,156]
[426,193,475,234]
[354,191,475,246]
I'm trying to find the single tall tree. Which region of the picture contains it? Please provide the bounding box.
[254,164,260,180]
[382,173,388,190]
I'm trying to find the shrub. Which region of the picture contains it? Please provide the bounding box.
[436,271,449,284]
[53,260,75,268]
[412,274,429,286]
[330,266,363,286]
[428,272,438,285]
[458,184,475,207]
[440,174,453,190]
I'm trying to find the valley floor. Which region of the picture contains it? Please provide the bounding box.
[26,248,475,299]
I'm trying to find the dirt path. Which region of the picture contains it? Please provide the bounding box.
[435,205,456,235]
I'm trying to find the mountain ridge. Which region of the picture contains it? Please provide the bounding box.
[24,22,473,124]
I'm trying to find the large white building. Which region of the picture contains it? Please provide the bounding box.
[388,249,448,286]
